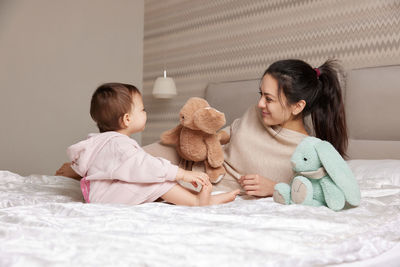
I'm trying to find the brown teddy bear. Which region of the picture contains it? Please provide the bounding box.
[160,97,230,183]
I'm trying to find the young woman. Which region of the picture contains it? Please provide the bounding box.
[224,59,347,197]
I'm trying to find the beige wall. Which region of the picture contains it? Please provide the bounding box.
[143,0,400,145]
[0,0,144,175]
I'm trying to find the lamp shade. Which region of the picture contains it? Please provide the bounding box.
[152,71,177,99]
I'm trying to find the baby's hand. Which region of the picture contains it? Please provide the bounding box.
[55,162,81,180]
[177,170,209,188]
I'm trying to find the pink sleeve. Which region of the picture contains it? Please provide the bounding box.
[110,144,179,183]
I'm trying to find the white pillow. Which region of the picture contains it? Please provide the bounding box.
[347,159,400,186]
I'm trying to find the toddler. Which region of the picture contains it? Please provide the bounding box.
[66,83,239,206]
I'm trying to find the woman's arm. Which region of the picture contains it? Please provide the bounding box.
[238,174,277,197]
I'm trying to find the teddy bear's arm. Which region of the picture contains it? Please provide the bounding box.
[204,135,224,168]
[217,130,230,145]
[160,124,183,146]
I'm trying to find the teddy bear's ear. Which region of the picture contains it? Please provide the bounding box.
[193,108,226,134]
[315,141,361,206]
[181,98,209,112]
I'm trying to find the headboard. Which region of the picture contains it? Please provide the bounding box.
[205,65,400,160]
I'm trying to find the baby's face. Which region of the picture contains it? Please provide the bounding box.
[127,93,147,134]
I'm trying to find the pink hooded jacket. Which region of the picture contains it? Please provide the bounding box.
[67,131,178,205]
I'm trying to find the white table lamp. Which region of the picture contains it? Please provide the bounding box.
[152,70,177,99]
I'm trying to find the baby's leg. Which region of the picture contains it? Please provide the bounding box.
[161,184,201,206]
[161,181,239,206]
[210,190,240,205]
[55,162,81,180]
[197,179,212,205]
[198,178,240,205]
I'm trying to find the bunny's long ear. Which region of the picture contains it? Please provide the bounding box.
[315,141,361,206]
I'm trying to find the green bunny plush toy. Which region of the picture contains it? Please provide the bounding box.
[273,136,361,211]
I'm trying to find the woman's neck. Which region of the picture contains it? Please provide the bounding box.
[280,117,308,135]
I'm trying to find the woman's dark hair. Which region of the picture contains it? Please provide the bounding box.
[90,83,140,133]
[263,59,348,157]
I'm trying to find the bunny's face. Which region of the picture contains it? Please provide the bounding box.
[291,137,322,172]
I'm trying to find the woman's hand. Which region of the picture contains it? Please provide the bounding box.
[238,174,277,197]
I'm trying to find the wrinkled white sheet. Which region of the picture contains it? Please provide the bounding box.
[1,160,400,267]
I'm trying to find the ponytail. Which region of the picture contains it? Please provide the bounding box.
[265,59,348,157]
[311,60,348,157]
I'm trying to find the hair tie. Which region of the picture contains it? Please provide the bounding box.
[314,68,321,78]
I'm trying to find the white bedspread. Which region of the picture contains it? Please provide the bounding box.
[1,160,400,267]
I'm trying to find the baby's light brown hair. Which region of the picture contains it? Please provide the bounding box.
[90,83,140,132]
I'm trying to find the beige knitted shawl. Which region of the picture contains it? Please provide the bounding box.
[214,105,306,192]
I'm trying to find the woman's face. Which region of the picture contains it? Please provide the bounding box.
[257,74,293,127]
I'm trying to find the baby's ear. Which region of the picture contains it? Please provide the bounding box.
[120,113,130,128]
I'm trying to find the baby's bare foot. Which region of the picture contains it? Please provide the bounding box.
[198,180,212,206]
[210,189,240,205]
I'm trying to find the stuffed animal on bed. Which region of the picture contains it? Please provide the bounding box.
[273,136,361,211]
[160,97,229,183]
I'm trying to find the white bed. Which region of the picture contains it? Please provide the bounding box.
[1,65,400,266]
[1,159,400,266]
